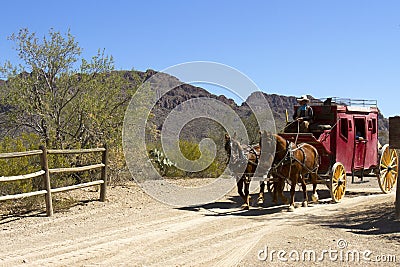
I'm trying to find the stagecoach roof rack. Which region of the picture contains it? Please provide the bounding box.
[310,97,377,107]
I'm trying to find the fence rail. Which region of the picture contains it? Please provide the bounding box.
[0,145,108,216]
[49,163,105,174]
[0,190,48,202]
[0,150,43,159]
[47,147,106,154]
[0,170,46,182]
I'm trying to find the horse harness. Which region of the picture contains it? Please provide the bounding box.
[270,140,318,181]
[230,141,260,177]
[242,145,259,166]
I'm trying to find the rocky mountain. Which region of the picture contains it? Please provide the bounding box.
[138,70,389,144]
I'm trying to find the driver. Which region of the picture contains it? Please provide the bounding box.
[292,95,313,132]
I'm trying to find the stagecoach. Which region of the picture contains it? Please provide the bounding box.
[279,97,398,202]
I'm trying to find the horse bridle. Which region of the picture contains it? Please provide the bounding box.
[229,140,259,169]
[272,139,294,168]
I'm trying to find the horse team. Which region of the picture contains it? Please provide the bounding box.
[225,130,320,211]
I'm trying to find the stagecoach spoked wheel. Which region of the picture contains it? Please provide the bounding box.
[330,162,346,203]
[377,144,398,194]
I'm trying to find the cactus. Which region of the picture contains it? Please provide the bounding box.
[149,148,176,176]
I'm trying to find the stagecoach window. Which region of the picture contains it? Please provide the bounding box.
[354,118,366,140]
[340,118,348,139]
[370,119,377,134]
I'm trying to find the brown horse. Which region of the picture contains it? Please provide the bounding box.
[224,133,260,209]
[259,131,319,211]
[255,131,282,206]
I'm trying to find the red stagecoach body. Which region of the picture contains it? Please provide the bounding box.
[280,98,379,176]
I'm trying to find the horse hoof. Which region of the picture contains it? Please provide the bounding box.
[241,204,250,210]
[302,201,308,208]
[288,205,295,212]
[257,198,264,206]
[311,193,319,202]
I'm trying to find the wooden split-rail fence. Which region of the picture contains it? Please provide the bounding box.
[0,145,108,216]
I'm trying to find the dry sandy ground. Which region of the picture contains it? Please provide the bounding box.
[0,177,399,267]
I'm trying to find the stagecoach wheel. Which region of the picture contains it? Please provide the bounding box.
[377,144,398,194]
[330,162,346,203]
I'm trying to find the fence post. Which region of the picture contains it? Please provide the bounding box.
[100,144,108,202]
[39,145,53,216]
[389,117,400,219]
[396,175,400,219]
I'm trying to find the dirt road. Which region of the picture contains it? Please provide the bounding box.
[1,177,399,266]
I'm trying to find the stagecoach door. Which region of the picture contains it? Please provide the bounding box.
[352,117,367,176]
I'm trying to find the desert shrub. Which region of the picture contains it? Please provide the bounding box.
[147,140,226,178]
[0,133,42,196]
[179,140,225,178]
[107,146,130,185]
[149,148,177,177]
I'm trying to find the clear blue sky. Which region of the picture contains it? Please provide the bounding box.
[1,0,399,117]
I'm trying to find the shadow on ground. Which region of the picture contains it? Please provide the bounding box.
[0,199,95,224]
[318,202,400,240]
[177,189,335,217]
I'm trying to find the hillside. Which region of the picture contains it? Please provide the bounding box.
[139,70,300,142]
[139,70,389,144]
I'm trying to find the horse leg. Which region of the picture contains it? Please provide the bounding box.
[257,181,265,206]
[300,177,308,207]
[277,179,288,204]
[237,176,246,203]
[242,176,251,210]
[310,173,319,202]
[267,180,278,204]
[271,181,278,204]
[288,179,296,212]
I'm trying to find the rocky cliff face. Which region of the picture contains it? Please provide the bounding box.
[140,70,389,144]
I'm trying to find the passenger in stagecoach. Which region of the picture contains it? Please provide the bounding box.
[356,131,364,140]
[285,95,314,133]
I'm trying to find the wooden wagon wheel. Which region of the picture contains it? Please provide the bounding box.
[377,144,398,194]
[330,162,346,203]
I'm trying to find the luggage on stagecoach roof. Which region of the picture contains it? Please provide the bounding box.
[306,97,378,111]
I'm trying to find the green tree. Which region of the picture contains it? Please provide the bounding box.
[0,28,139,149]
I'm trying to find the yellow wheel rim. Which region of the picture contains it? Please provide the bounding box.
[378,145,398,193]
[331,163,346,203]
